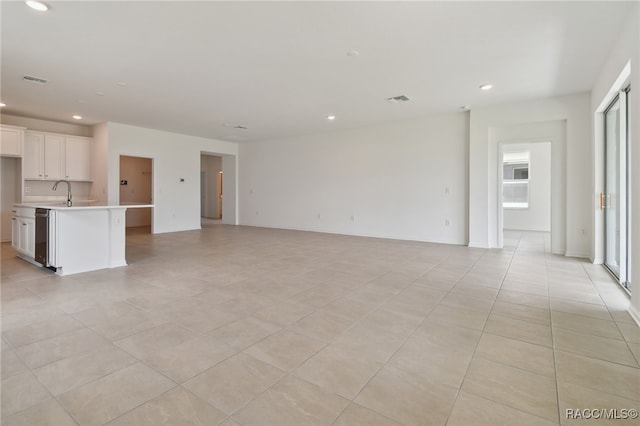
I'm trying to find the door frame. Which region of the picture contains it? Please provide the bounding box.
[497,139,553,249]
[118,154,154,234]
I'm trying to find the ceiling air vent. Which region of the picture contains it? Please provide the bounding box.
[23,75,48,84]
[387,95,410,103]
[233,125,248,130]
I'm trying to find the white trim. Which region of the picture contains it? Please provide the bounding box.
[596,61,631,113]
[618,89,628,284]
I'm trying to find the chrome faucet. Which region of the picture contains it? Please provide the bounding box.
[52,180,72,207]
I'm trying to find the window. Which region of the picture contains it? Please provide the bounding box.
[503,152,529,209]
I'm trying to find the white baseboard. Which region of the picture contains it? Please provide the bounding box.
[628,304,640,327]
[564,252,589,259]
[468,242,490,249]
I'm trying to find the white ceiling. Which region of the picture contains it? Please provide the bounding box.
[0,1,632,142]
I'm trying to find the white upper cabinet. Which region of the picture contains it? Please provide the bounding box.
[65,136,92,181]
[24,131,92,181]
[44,134,65,180]
[23,132,45,179]
[0,125,25,157]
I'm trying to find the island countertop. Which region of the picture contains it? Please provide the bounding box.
[14,202,154,210]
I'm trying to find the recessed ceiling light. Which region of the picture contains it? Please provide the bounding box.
[95,92,105,96]
[25,1,48,11]
[347,50,360,57]
[117,82,128,87]
[72,115,82,120]
[479,84,493,91]
[0,103,6,107]
[327,115,336,121]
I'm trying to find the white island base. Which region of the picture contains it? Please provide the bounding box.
[49,206,129,276]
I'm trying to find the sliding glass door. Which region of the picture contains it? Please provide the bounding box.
[603,89,629,290]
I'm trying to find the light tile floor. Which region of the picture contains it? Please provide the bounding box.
[1,226,639,425]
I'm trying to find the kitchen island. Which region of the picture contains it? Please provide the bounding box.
[12,202,153,276]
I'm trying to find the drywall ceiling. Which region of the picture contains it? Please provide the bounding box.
[0,1,633,142]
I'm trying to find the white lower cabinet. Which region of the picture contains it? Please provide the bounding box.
[11,216,20,251]
[11,207,35,259]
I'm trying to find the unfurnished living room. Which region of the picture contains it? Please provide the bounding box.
[1,1,639,425]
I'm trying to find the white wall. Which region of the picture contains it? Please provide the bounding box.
[503,142,551,232]
[90,123,109,204]
[590,5,639,323]
[103,122,238,234]
[239,112,469,244]
[469,93,591,257]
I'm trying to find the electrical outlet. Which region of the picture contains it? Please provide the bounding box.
[445,219,450,227]
[350,215,355,221]
[24,186,30,193]
[317,213,321,219]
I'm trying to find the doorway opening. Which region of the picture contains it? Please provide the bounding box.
[119,155,153,235]
[499,141,552,252]
[200,154,222,227]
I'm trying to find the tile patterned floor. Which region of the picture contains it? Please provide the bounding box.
[1,226,639,425]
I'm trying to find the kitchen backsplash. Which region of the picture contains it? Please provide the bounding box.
[23,180,91,199]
